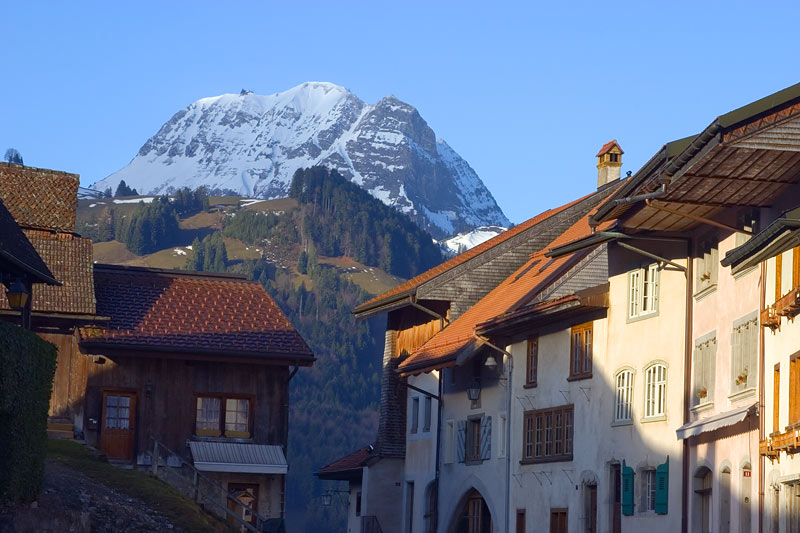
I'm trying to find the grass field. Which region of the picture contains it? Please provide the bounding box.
[46,440,230,532]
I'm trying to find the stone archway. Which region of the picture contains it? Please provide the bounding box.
[451,488,492,533]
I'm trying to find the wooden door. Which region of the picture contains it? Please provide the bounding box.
[100,391,136,461]
[611,464,621,533]
[549,510,567,533]
[587,485,597,533]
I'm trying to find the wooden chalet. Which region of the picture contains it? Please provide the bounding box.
[0,163,99,438]
[77,263,314,520]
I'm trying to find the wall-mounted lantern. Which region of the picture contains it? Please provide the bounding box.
[5,281,28,310]
[467,378,481,402]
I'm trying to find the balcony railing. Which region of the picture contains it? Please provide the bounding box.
[776,287,800,319]
[760,305,781,331]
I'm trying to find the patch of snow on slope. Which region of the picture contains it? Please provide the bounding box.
[443,226,507,254]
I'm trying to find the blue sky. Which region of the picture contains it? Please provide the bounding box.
[2,1,799,224]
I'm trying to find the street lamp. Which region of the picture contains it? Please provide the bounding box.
[322,492,332,506]
[5,281,28,310]
[485,355,498,370]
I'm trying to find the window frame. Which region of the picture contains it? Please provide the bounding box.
[628,263,660,320]
[466,417,482,462]
[695,235,719,298]
[568,322,593,381]
[522,404,574,464]
[194,393,253,438]
[614,368,634,424]
[423,396,432,432]
[411,396,420,434]
[692,332,716,408]
[643,362,667,421]
[730,312,758,396]
[525,337,538,387]
[642,468,656,512]
[789,351,800,427]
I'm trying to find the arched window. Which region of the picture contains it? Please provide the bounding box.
[614,369,634,422]
[644,363,667,418]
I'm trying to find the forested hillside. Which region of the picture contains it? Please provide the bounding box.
[79,168,442,532]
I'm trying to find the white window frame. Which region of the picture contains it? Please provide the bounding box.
[643,362,667,420]
[628,263,660,320]
[614,369,634,423]
[642,468,656,512]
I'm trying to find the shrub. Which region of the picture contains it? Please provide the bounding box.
[0,321,57,502]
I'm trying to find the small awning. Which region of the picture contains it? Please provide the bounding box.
[676,402,758,440]
[721,207,800,275]
[189,441,288,474]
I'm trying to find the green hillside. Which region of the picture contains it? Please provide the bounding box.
[76,169,443,532]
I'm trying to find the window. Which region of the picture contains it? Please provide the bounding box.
[731,313,758,393]
[774,364,781,433]
[411,397,419,434]
[526,337,538,387]
[696,236,719,295]
[466,418,481,461]
[642,469,656,511]
[550,509,568,533]
[405,482,414,533]
[570,323,592,380]
[423,396,432,432]
[693,333,716,406]
[644,363,667,419]
[610,153,619,163]
[516,509,526,533]
[629,263,659,319]
[104,394,131,429]
[356,491,362,516]
[522,405,574,463]
[614,369,634,422]
[735,209,759,248]
[776,253,783,303]
[195,395,251,438]
[790,352,800,426]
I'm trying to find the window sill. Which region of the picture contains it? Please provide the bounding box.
[520,455,573,465]
[523,383,537,389]
[626,310,659,324]
[694,284,717,301]
[191,435,255,444]
[691,402,715,414]
[465,457,486,466]
[641,415,667,424]
[567,373,592,382]
[611,419,633,427]
[728,388,756,403]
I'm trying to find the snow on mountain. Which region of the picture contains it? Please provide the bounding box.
[93,82,509,238]
[443,225,507,254]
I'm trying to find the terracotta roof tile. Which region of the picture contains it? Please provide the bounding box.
[0,230,95,315]
[398,190,622,375]
[316,445,372,475]
[79,265,314,361]
[596,140,623,157]
[355,193,593,314]
[0,163,79,232]
[0,198,57,284]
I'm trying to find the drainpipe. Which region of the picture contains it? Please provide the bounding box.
[434,370,443,533]
[759,261,766,533]
[682,238,693,533]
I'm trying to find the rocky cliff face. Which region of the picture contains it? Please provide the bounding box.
[94,82,508,238]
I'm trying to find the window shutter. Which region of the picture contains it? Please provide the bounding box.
[622,461,635,516]
[655,457,669,515]
[457,420,466,463]
[480,416,492,460]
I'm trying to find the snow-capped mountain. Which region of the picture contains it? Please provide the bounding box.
[93,82,509,238]
[442,225,507,254]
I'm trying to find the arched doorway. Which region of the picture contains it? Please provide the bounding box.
[456,489,492,533]
[693,467,713,533]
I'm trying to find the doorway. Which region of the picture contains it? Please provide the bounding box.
[100,391,136,461]
[457,489,492,533]
[610,464,621,533]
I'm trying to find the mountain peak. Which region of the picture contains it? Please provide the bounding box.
[93,83,509,238]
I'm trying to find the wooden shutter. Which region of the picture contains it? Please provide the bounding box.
[655,457,669,515]
[480,416,492,460]
[621,461,634,516]
[457,420,466,463]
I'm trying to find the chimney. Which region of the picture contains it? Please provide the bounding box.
[596,140,623,189]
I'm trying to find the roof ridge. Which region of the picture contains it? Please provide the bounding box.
[94,263,253,282]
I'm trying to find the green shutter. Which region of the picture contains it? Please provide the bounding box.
[655,456,669,515]
[622,461,635,516]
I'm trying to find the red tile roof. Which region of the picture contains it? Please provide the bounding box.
[354,193,593,314]
[596,140,623,157]
[0,198,57,285]
[316,445,372,477]
[0,230,95,315]
[79,264,314,362]
[0,163,79,232]
[398,196,620,375]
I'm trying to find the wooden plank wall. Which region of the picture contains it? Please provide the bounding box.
[43,331,88,428]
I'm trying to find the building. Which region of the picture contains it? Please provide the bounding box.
[76,263,314,521]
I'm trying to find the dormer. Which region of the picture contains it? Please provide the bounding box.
[596,140,623,188]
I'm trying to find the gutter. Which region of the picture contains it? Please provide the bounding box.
[612,183,666,206]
